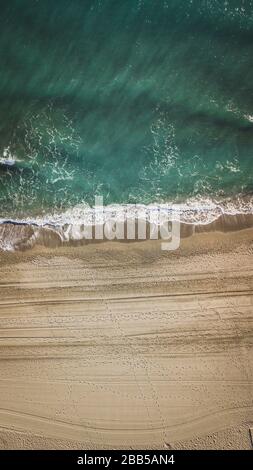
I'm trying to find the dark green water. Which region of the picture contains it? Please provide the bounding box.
[0,0,253,220]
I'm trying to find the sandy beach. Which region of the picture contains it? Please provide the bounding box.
[0,228,252,449]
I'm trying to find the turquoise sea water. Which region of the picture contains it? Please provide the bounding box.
[0,0,252,221]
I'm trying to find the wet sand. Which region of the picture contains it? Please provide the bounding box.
[0,229,252,449]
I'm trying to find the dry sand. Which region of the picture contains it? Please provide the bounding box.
[0,229,252,449]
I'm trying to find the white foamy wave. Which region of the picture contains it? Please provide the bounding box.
[0,195,253,251]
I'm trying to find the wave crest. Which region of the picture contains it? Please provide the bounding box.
[1,195,253,251]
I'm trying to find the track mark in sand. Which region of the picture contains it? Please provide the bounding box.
[106,298,155,433]
[0,404,252,435]
[0,288,253,309]
[88,264,159,435]
[102,299,170,441]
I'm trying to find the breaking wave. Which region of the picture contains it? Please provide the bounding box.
[1,195,253,251]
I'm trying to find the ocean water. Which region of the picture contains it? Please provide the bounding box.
[0,0,253,226]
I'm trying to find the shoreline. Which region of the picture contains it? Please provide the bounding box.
[0,211,253,252]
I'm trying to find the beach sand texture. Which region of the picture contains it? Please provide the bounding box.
[0,229,252,449]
